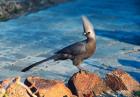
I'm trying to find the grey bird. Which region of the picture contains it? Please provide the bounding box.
[21,16,96,72]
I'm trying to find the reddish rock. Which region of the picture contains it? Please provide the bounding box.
[25,76,73,97]
[105,69,140,96]
[0,85,5,97]
[0,76,36,97]
[68,71,109,97]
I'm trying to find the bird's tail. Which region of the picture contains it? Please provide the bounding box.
[21,54,60,72]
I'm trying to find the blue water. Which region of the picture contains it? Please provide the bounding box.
[0,0,140,82]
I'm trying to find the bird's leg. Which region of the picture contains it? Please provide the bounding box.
[73,58,88,73]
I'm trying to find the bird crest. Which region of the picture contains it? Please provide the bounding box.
[82,16,96,40]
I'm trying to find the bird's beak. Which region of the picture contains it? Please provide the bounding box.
[83,32,87,36]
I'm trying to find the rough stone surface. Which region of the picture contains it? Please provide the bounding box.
[105,69,140,96]
[0,76,36,97]
[0,86,5,97]
[68,71,109,97]
[25,76,72,97]
[0,0,68,20]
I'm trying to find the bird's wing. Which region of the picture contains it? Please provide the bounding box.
[55,41,86,56]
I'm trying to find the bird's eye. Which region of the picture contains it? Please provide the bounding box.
[88,32,90,34]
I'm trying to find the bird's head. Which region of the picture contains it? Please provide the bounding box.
[82,16,96,40]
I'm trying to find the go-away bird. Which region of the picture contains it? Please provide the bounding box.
[21,16,96,72]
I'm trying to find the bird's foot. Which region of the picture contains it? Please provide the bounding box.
[77,66,89,74]
[79,69,89,74]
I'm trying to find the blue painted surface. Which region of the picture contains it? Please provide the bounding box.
[0,0,140,82]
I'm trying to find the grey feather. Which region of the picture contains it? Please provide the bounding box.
[55,40,86,56]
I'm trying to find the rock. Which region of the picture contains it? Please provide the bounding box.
[25,76,72,97]
[68,71,109,97]
[105,69,140,96]
[0,76,36,97]
[0,86,5,97]
[0,0,69,21]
